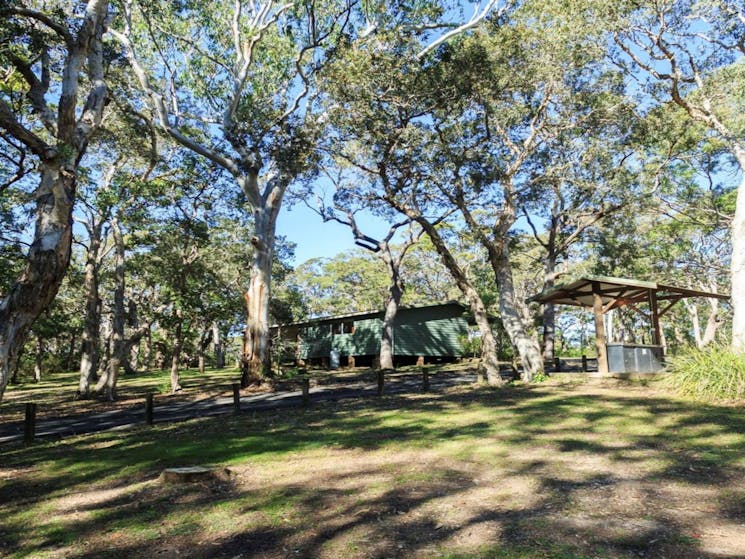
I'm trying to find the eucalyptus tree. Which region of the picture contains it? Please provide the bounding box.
[319,28,512,383]
[73,100,161,398]
[521,102,636,360]
[112,1,353,381]
[607,0,745,351]
[309,166,427,369]
[0,0,110,401]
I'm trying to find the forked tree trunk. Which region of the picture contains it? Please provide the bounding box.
[96,219,125,401]
[78,220,104,397]
[414,217,504,384]
[485,187,543,382]
[490,241,543,382]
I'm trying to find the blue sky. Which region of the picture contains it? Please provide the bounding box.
[277,203,395,265]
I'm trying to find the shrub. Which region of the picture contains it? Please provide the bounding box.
[666,345,745,402]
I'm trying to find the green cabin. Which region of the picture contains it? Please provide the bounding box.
[272,302,468,368]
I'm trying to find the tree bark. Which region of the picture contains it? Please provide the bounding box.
[701,297,722,348]
[96,218,125,401]
[730,162,745,353]
[379,259,403,371]
[213,322,225,369]
[541,248,559,362]
[34,334,43,382]
[242,182,283,382]
[170,308,183,392]
[78,219,104,396]
[413,217,504,384]
[0,162,76,398]
[0,0,109,401]
[489,236,544,382]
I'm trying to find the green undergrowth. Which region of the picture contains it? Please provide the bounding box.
[666,344,745,402]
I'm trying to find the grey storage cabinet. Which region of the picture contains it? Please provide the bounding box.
[607,343,663,373]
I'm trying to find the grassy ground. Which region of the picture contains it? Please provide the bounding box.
[0,361,475,421]
[1,367,245,423]
[2,378,744,559]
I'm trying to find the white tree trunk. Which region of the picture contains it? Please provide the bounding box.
[379,281,402,371]
[242,197,282,382]
[96,219,125,401]
[491,244,543,382]
[34,334,43,382]
[0,162,75,399]
[78,221,104,396]
[0,0,109,402]
[213,322,225,369]
[730,168,745,354]
[701,297,721,348]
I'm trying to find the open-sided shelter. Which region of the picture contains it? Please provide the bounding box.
[529,276,729,375]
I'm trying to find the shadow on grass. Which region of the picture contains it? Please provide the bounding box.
[2,383,745,558]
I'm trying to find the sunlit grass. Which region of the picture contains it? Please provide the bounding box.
[2,383,745,558]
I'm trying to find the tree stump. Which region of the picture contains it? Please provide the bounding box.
[160,466,231,484]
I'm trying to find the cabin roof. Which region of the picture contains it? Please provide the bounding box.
[271,301,467,329]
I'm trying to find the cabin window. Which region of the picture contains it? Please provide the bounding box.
[332,321,354,335]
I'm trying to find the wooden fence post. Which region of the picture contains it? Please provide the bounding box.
[302,377,310,406]
[476,361,484,384]
[422,367,430,392]
[232,383,241,414]
[554,357,561,372]
[24,403,36,444]
[581,355,588,372]
[377,370,385,396]
[145,393,154,425]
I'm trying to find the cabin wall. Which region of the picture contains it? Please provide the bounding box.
[283,304,469,362]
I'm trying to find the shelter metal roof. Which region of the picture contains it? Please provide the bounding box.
[528,275,728,315]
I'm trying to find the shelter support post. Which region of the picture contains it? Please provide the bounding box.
[648,289,662,349]
[592,283,609,375]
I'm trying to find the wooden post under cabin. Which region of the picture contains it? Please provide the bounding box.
[145,393,154,425]
[581,355,588,372]
[24,403,36,444]
[302,377,310,406]
[554,357,561,372]
[232,383,241,414]
[422,367,430,392]
[347,355,355,368]
[377,370,385,396]
[592,282,609,375]
[416,356,424,367]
